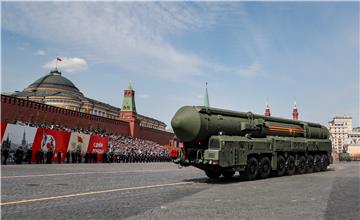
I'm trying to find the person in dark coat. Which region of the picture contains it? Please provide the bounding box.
[66,151,70,163]
[57,151,62,164]
[84,152,89,163]
[109,152,114,163]
[15,148,22,164]
[35,151,40,164]
[19,148,24,163]
[71,151,76,163]
[94,152,98,163]
[2,148,9,165]
[102,153,107,163]
[92,152,95,163]
[27,148,32,164]
[40,150,45,164]
[77,151,82,163]
[46,150,53,164]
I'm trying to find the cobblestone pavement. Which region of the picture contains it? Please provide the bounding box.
[1,162,359,220]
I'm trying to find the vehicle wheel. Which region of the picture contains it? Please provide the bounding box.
[286,155,296,175]
[205,170,221,179]
[259,156,271,179]
[277,155,286,177]
[313,154,321,172]
[296,155,306,174]
[222,170,235,179]
[306,155,314,173]
[320,154,329,171]
[242,157,258,180]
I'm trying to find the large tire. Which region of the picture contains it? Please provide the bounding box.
[286,155,296,175]
[320,154,329,171]
[277,155,286,177]
[205,170,221,179]
[222,170,235,179]
[313,154,321,172]
[259,156,271,179]
[296,155,306,174]
[242,157,259,180]
[306,155,314,173]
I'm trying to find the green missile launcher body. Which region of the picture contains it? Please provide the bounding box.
[171,106,332,180]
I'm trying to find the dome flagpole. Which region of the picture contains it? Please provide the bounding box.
[56,56,62,70]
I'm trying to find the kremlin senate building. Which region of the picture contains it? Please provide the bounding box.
[1,68,172,145]
[10,68,166,131]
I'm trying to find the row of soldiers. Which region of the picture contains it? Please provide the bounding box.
[65,151,100,163]
[2,147,33,165]
[1,148,63,165]
[65,151,171,163]
[2,149,171,165]
[108,151,171,163]
[34,150,61,164]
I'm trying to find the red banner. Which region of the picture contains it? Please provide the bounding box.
[0,122,7,142]
[67,132,90,154]
[32,128,71,162]
[87,135,109,161]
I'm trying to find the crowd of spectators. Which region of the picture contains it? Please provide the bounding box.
[14,120,110,136]
[108,135,170,163]
[1,120,170,164]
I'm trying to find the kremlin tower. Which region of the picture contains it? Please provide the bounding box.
[119,81,139,137]
[119,81,137,119]
[292,101,299,121]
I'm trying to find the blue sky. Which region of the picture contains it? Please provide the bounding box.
[1,2,359,128]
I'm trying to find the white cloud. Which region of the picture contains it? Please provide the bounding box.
[2,2,250,80]
[206,61,263,78]
[237,62,262,77]
[43,57,88,73]
[35,49,45,56]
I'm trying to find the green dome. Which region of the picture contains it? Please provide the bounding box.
[24,69,80,94]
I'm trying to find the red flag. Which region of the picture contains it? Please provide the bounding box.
[77,136,83,144]
[57,56,62,62]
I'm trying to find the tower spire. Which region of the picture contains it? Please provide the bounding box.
[292,100,299,121]
[127,80,134,91]
[204,82,210,108]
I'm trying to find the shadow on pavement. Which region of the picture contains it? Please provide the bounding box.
[325,165,360,220]
[184,168,336,185]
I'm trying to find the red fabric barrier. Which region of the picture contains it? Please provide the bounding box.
[32,128,71,162]
[0,122,7,142]
[67,132,90,155]
[88,135,109,161]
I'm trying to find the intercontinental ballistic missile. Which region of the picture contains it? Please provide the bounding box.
[171,106,329,143]
[171,106,332,180]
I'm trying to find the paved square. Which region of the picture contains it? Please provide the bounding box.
[1,162,359,219]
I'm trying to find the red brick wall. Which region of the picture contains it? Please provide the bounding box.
[138,126,174,145]
[1,95,130,136]
[1,95,174,145]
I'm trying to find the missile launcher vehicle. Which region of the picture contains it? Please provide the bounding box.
[171,106,332,180]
